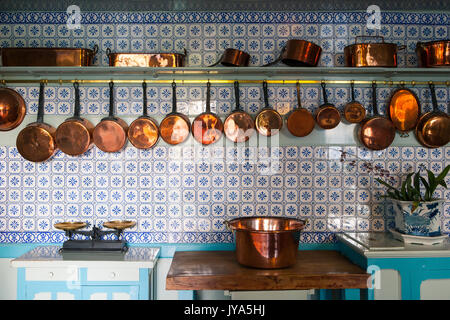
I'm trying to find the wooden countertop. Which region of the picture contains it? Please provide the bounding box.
[166,250,370,291]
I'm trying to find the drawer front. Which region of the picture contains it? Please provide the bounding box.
[86,268,140,282]
[25,267,79,282]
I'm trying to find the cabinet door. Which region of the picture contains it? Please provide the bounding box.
[81,285,139,300]
[26,283,81,300]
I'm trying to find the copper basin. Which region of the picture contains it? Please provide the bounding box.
[225,216,306,269]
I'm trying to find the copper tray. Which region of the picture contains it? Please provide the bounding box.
[103,220,136,230]
[54,222,87,231]
[1,45,98,66]
[107,48,186,67]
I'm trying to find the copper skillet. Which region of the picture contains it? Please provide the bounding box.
[224,81,255,143]
[16,82,57,162]
[255,81,283,136]
[159,81,191,145]
[0,86,26,131]
[192,81,224,145]
[127,81,159,149]
[388,85,420,136]
[93,81,128,152]
[359,82,396,150]
[343,81,366,123]
[286,82,315,137]
[415,82,450,148]
[55,82,94,156]
[314,82,341,130]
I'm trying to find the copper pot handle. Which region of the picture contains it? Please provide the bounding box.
[224,220,231,231]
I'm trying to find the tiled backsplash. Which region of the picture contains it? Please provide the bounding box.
[0,9,449,244]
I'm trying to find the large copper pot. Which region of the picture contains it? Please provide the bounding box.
[225,216,306,269]
[263,39,322,67]
[106,48,186,67]
[416,40,450,67]
[0,87,26,131]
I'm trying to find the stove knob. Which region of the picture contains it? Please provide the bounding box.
[110,272,116,279]
[49,272,54,278]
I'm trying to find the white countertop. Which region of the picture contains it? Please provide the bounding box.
[11,246,160,268]
[338,232,450,258]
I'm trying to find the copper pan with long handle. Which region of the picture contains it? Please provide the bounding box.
[255,81,283,137]
[0,86,26,131]
[286,82,315,137]
[314,81,341,130]
[343,81,366,123]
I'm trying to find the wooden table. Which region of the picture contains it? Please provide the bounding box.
[166,250,370,295]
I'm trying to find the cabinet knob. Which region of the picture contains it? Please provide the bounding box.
[110,272,116,278]
[49,271,54,278]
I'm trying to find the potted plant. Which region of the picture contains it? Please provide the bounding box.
[376,165,449,237]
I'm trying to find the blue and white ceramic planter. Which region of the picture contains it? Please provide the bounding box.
[392,199,444,237]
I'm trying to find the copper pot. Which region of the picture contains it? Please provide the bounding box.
[286,82,315,137]
[127,81,159,149]
[159,81,191,145]
[343,82,366,123]
[263,39,322,67]
[416,40,450,68]
[16,82,57,162]
[344,36,405,67]
[314,82,341,130]
[93,81,128,153]
[255,81,283,136]
[225,216,307,269]
[388,86,420,135]
[106,48,186,67]
[55,82,94,156]
[359,82,396,150]
[209,48,250,67]
[224,81,255,143]
[415,83,450,148]
[0,86,26,131]
[192,81,224,145]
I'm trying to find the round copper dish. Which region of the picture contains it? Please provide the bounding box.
[55,82,94,156]
[224,81,255,143]
[103,220,136,230]
[16,82,57,162]
[159,81,191,145]
[286,82,315,137]
[0,87,26,131]
[416,40,450,68]
[224,216,307,269]
[209,48,250,67]
[314,82,341,130]
[93,81,128,153]
[388,87,420,134]
[127,81,159,149]
[54,222,87,231]
[343,82,366,123]
[255,81,283,136]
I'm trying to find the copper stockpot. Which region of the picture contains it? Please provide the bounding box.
[344,36,405,67]
[93,81,128,153]
[359,82,396,150]
[388,86,420,134]
[343,82,366,123]
[224,216,307,269]
[416,40,450,67]
[192,81,224,145]
[286,82,315,137]
[263,39,322,67]
[255,81,283,136]
[0,87,26,131]
[106,48,186,67]
[209,48,250,67]
[415,83,450,148]
[159,81,191,145]
[223,81,255,143]
[127,81,159,149]
[16,82,57,162]
[55,82,94,156]
[314,82,341,130]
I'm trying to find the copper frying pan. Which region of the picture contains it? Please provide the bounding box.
[0,86,26,131]
[93,81,128,152]
[192,81,224,145]
[159,81,191,145]
[286,82,315,137]
[388,86,420,135]
[343,81,366,123]
[359,82,396,150]
[127,81,159,149]
[16,82,57,162]
[55,82,94,156]
[415,82,450,148]
[224,81,255,143]
[314,82,341,130]
[255,81,283,136]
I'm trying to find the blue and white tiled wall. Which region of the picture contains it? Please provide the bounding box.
[0,10,449,244]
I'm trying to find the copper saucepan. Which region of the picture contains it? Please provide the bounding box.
[16,82,57,162]
[255,81,283,136]
[388,86,420,135]
[192,81,224,145]
[0,86,26,131]
[359,82,396,150]
[262,39,322,67]
[93,81,128,152]
[224,81,255,143]
[314,82,341,130]
[209,48,250,67]
[159,81,191,145]
[343,81,366,123]
[415,82,450,148]
[416,40,450,68]
[127,81,159,149]
[286,82,315,137]
[55,82,94,156]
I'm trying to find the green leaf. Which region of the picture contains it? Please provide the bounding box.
[437,165,450,183]
[414,172,421,193]
[375,178,397,190]
[419,176,430,201]
[439,180,448,189]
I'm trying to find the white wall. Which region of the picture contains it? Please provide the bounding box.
[0,258,17,300]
